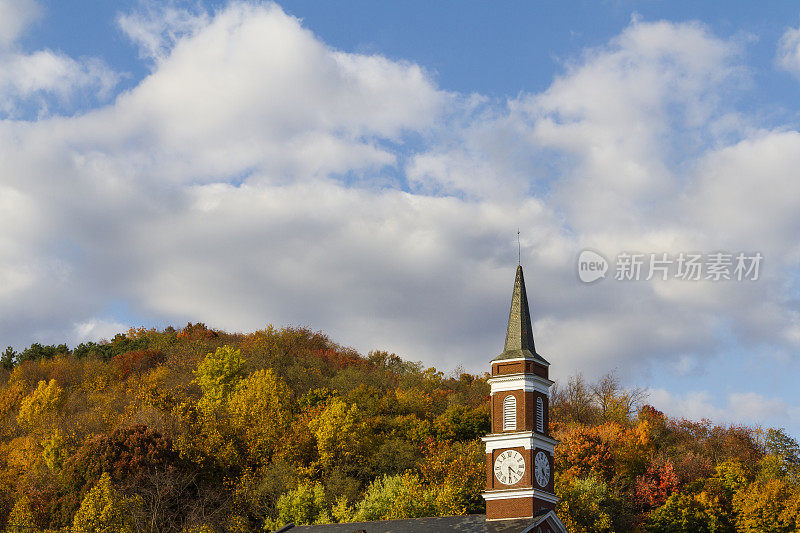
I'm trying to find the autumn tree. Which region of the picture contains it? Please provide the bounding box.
[309,398,370,476]
[17,379,63,431]
[268,481,330,527]
[195,345,246,412]
[351,473,434,521]
[72,472,137,532]
[647,492,732,533]
[556,475,615,533]
[733,478,799,533]
[228,368,292,466]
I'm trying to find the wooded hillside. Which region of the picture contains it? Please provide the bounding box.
[0,324,797,532]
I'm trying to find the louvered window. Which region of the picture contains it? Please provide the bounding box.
[537,397,544,433]
[503,395,516,431]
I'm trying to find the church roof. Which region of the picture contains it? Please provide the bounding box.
[492,265,549,365]
[285,514,543,532]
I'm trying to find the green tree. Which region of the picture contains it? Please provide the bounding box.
[0,346,15,370]
[18,342,69,362]
[352,473,434,521]
[647,493,727,533]
[556,474,615,533]
[268,481,329,527]
[765,428,800,477]
[647,492,733,533]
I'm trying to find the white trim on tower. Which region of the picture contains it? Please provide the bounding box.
[481,431,556,454]
[488,373,553,395]
[481,488,560,504]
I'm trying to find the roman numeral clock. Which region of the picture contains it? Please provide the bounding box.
[482,265,563,528]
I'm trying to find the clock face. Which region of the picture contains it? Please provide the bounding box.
[534,451,550,487]
[494,450,525,486]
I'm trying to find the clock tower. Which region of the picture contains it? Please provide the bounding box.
[482,265,562,527]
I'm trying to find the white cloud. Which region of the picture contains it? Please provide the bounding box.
[647,388,725,421]
[0,0,40,48]
[524,19,742,233]
[118,3,209,62]
[0,51,118,116]
[0,3,799,406]
[0,0,117,117]
[73,319,130,345]
[778,22,800,77]
[648,388,800,431]
[103,2,445,183]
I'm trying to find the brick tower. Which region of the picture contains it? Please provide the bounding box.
[482,265,563,529]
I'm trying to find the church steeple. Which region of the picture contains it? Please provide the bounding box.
[482,264,561,526]
[504,265,536,354]
[493,265,549,364]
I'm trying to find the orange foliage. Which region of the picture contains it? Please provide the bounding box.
[635,459,679,508]
[555,424,616,481]
[112,349,165,380]
[312,348,362,370]
[177,322,218,340]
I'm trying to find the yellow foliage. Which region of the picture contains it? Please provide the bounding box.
[17,379,63,430]
[351,473,435,521]
[42,428,71,471]
[395,387,433,417]
[227,369,291,466]
[633,419,653,447]
[733,478,799,532]
[182,525,217,533]
[227,515,250,532]
[391,414,433,444]
[6,435,41,472]
[556,474,615,533]
[309,398,366,472]
[194,345,246,413]
[172,400,242,468]
[7,495,36,530]
[73,472,137,532]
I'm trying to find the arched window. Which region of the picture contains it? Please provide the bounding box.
[503,395,516,431]
[536,397,544,433]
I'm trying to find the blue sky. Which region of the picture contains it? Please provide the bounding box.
[3,0,800,437]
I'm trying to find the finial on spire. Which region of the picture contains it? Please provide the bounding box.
[517,229,520,266]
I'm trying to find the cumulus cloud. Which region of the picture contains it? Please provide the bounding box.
[0,0,117,117]
[647,388,725,421]
[648,388,800,430]
[1,1,800,406]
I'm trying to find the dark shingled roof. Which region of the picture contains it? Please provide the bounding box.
[492,265,549,365]
[286,514,540,532]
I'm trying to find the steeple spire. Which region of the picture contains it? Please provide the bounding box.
[504,264,535,353]
[493,265,549,364]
